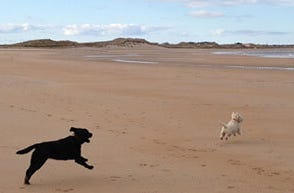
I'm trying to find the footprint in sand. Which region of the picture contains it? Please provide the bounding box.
[127,174,137,181]
[181,154,199,159]
[110,176,121,181]
[252,167,265,175]
[161,169,171,173]
[172,145,186,152]
[139,163,148,167]
[107,128,128,136]
[271,171,280,176]
[60,117,76,123]
[86,112,92,117]
[153,139,166,145]
[95,125,101,130]
[228,159,242,166]
[56,188,74,192]
[187,148,198,152]
[267,186,280,191]
[19,107,36,112]
[139,163,159,168]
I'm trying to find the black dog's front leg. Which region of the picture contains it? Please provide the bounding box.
[80,156,88,162]
[75,157,94,169]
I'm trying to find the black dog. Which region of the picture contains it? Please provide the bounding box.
[16,127,94,185]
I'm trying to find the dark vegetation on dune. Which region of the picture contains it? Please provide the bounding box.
[1,38,293,49]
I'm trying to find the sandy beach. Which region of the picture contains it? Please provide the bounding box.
[1,46,294,193]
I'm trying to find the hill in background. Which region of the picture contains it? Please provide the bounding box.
[1,38,293,49]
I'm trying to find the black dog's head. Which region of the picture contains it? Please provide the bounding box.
[70,127,93,143]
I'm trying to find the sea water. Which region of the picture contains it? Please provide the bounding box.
[212,49,294,71]
[213,50,294,59]
[84,54,158,64]
[84,51,294,71]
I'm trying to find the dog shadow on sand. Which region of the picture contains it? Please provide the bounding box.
[216,137,266,147]
[19,175,100,191]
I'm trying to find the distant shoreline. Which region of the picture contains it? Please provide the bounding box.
[0,38,294,49]
[213,50,294,59]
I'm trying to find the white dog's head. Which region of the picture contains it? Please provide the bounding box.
[231,112,243,123]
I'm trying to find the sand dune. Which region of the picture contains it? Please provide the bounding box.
[1,47,294,193]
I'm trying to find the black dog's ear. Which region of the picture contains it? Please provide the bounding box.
[70,127,77,132]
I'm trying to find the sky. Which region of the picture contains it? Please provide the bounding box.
[0,0,294,44]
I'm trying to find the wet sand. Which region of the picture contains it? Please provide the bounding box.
[1,46,294,193]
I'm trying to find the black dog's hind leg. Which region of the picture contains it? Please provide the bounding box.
[24,151,47,185]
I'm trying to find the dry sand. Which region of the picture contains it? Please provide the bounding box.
[1,47,294,193]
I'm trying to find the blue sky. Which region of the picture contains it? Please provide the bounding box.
[0,0,294,44]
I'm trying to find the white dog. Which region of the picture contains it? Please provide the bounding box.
[220,112,243,140]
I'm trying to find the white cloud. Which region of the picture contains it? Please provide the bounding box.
[229,30,290,36]
[62,24,169,36]
[0,23,52,33]
[184,0,211,7]
[212,29,289,36]
[0,22,170,39]
[212,28,225,35]
[190,10,224,17]
[0,23,28,33]
[172,0,294,7]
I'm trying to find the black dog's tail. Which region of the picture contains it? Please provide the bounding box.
[16,144,38,154]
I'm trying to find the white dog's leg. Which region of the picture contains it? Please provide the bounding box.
[220,132,226,140]
[237,128,241,135]
[220,127,226,140]
[226,133,231,140]
[220,124,228,140]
